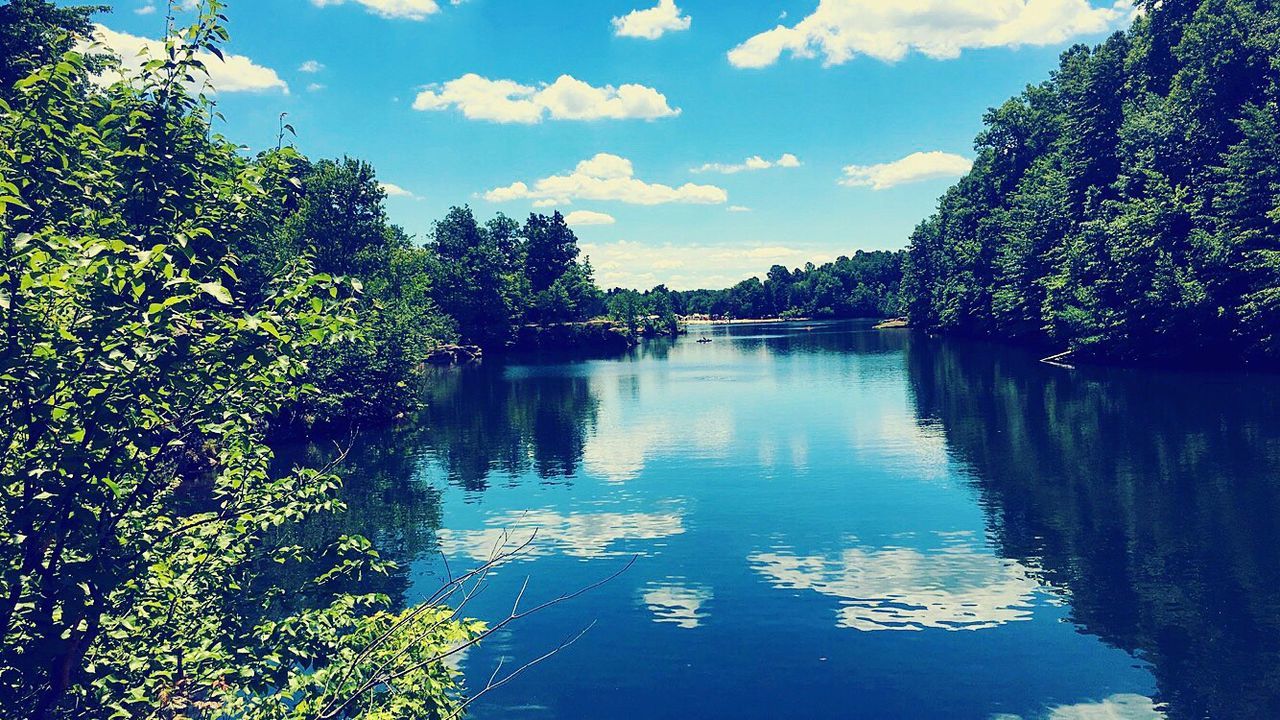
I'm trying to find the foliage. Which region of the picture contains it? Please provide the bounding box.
[604,289,642,334]
[901,0,1280,365]
[214,162,607,429]
[0,0,108,101]
[0,3,480,718]
[429,206,522,349]
[272,158,458,429]
[603,286,677,336]
[430,207,603,347]
[668,251,903,320]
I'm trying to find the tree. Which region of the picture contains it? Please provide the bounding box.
[668,252,904,322]
[431,206,518,347]
[284,157,397,278]
[0,5,480,718]
[522,211,579,294]
[272,159,457,428]
[533,258,604,324]
[899,0,1280,367]
[0,0,108,101]
[606,289,645,334]
[1212,102,1280,359]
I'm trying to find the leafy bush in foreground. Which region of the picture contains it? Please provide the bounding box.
[0,3,480,717]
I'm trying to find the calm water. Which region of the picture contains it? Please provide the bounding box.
[326,320,1280,719]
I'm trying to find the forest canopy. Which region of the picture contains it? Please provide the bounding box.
[899,0,1280,366]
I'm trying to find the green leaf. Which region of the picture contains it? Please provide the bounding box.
[199,282,234,305]
[101,476,124,499]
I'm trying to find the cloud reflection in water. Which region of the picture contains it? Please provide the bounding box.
[993,693,1166,719]
[438,508,685,561]
[640,580,714,629]
[750,536,1044,631]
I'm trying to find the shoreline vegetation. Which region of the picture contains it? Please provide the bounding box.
[682,316,811,325]
[2,0,1279,717]
[0,3,633,717]
[898,0,1280,369]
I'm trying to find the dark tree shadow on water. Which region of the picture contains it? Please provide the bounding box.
[905,334,1280,720]
[416,363,600,492]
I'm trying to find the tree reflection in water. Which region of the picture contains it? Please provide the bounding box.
[905,334,1280,720]
[418,361,601,491]
[278,326,1280,719]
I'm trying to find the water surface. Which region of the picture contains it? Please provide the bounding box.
[334,320,1280,719]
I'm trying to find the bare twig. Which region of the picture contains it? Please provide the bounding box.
[317,548,635,720]
[442,621,599,720]
[379,555,635,685]
[317,528,538,715]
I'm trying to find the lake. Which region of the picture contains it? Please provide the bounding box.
[325,320,1280,719]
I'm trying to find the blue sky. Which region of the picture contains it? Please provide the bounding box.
[83,0,1137,289]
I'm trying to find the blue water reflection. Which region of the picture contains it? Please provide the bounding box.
[327,320,1280,719]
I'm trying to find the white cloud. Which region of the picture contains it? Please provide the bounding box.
[89,25,288,94]
[415,75,542,123]
[135,2,156,14]
[484,154,726,207]
[380,182,417,199]
[728,0,1135,68]
[299,60,325,73]
[839,151,973,190]
[565,210,616,226]
[580,240,834,290]
[728,205,752,212]
[693,152,801,174]
[413,73,679,123]
[750,535,1045,631]
[310,0,440,21]
[612,0,691,40]
[306,82,327,92]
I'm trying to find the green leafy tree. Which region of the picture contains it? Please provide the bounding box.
[431,206,518,348]
[284,157,398,278]
[0,0,108,101]
[899,0,1280,367]
[0,4,480,718]
[533,259,604,324]
[605,289,644,334]
[1212,102,1280,358]
[275,159,457,428]
[669,252,904,321]
[522,211,579,294]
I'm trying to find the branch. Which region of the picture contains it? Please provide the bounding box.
[316,528,539,715]
[442,621,599,720]
[318,553,635,720]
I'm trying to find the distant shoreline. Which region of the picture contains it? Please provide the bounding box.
[681,317,811,325]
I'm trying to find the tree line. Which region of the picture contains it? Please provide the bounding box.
[597,250,904,340]
[267,162,606,427]
[900,0,1280,366]
[668,251,903,321]
[0,1,598,716]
